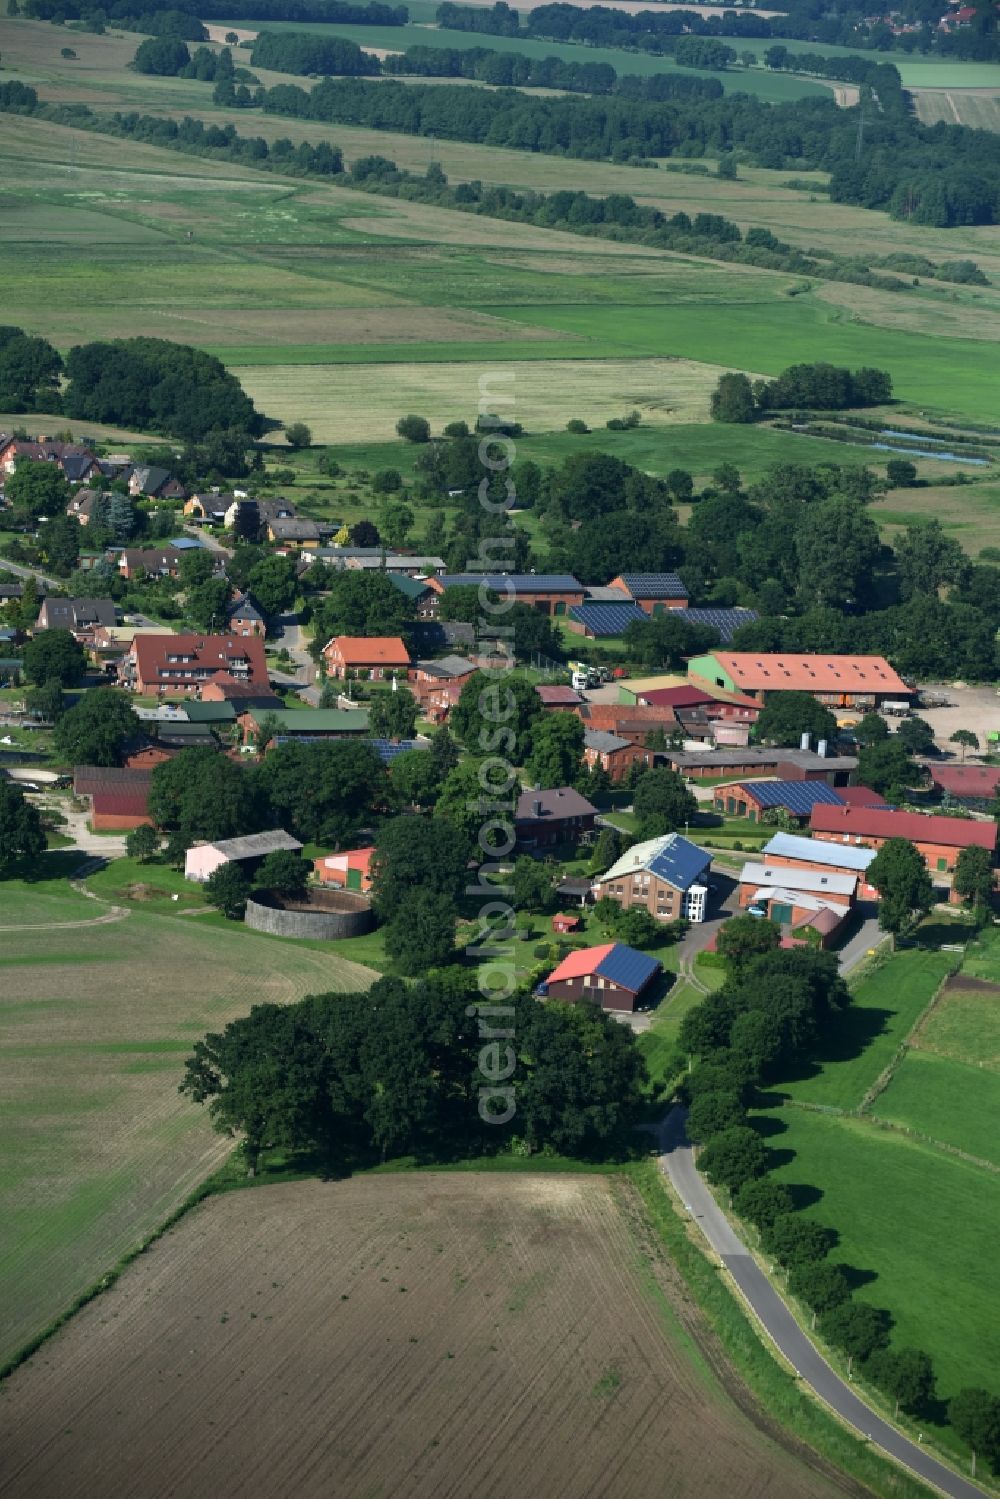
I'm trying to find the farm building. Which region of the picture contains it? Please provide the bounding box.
[536,684,585,710]
[314,847,374,893]
[120,633,269,697]
[674,606,759,643]
[566,601,645,639]
[90,788,152,832]
[238,706,370,747]
[592,832,711,924]
[925,764,1000,804]
[515,787,597,850]
[428,574,585,617]
[712,779,847,824]
[665,746,857,784]
[761,831,880,900]
[540,943,661,1013]
[185,829,302,883]
[810,804,998,885]
[607,573,689,613]
[738,860,858,910]
[686,653,912,710]
[322,636,411,680]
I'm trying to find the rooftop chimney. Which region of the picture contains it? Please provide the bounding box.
[532,798,542,818]
[800,731,811,752]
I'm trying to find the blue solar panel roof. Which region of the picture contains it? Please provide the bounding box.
[366,738,421,764]
[438,574,582,592]
[675,607,759,644]
[617,573,687,599]
[568,602,646,637]
[647,834,711,892]
[595,944,661,993]
[739,780,843,812]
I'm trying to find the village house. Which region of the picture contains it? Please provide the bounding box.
[607,572,690,613]
[35,596,116,644]
[117,546,188,582]
[583,729,657,782]
[0,438,99,482]
[314,847,374,893]
[759,831,880,902]
[128,465,186,501]
[322,636,411,681]
[66,488,107,526]
[429,573,586,617]
[267,516,321,550]
[809,804,997,892]
[387,573,438,617]
[225,592,266,638]
[686,652,913,711]
[185,829,302,883]
[514,786,597,850]
[540,943,661,1014]
[183,494,233,527]
[200,677,283,711]
[121,632,269,697]
[591,832,712,924]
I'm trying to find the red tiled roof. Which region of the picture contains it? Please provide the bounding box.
[91,788,150,816]
[810,804,997,850]
[706,654,910,696]
[834,784,887,806]
[546,943,615,984]
[324,636,411,666]
[582,703,677,729]
[927,765,1000,798]
[132,633,268,685]
[536,685,584,706]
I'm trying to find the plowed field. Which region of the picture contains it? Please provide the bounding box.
[0,1174,855,1499]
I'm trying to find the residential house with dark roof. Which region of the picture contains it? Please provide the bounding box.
[591,832,711,923]
[225,592,266,637]
[514,786,597,849]
[117,547,187,581]
[540,943,661,1014]
[267,516,321,550]
[36,596,116,643]
[121,632,269,697]
[128,466,186,501]
[0,439,98,482]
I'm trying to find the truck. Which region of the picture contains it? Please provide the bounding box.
[568,660,600,691]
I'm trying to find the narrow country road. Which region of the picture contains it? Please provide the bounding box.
[656,1108,987,1499]
[0,558,62,591]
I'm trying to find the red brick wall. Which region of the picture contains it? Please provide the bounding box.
[546,975,635,1012]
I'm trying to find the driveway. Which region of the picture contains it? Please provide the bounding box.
[835,903,883,975]
[657,1108,987,1499]
[35,794,129,859]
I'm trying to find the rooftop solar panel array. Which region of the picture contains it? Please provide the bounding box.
[568,602,646,637]
[674,607,759,644]
[741,780,844,813]
[647,835,711,892]
[595,944,661,993]
[617,573,687,599]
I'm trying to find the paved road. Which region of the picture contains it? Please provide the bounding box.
[0,558,62,591]
[836,902,884,975]
[657,1109,987,1499]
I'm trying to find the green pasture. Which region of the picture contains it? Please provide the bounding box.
[0,888,376,1370]
[960,925,1000,981]
[490,299,1000,426]
[871,1048,1000,1166]
[761,1107,1000,1403]
[915,985,1000,1072]
[218,14,829,101]
[774,946,956,1111]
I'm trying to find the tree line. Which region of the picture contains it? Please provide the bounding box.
[20,0,405,33]
[679,916,1000,1467]
[380,42,720,98]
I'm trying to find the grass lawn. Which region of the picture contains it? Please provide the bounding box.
[870,1048,1000,1166]
[85,856,208,914]
[759,1107,1000,1406]
[773,947,957,1111]
[959,924,1000,982]
[913,984,1000,1070]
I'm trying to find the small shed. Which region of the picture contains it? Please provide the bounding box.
[551,912,582,934]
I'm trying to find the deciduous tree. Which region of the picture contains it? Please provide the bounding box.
[0,780,45,873]
[53,687,139,767]
[698,1125,768,1191]
[384,889,456,974]
[126,823,158,862]
[204,861,252,919]
[367,684,418,742]
[22,628,86,687]
[754,691,838,749]
[867,837,933,934]
[525,711,585,789]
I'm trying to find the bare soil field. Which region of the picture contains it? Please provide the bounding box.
[0,1174,852,1499]
[0,902,375,1370]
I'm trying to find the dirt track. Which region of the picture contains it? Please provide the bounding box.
[0,1175,855,1499]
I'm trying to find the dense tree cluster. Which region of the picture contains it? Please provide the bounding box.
[0,325,63,412]
[180,975,647,1168]
[22,0,405,32]
[384,43,719,98]
[62,337,264,440]
[250,31,380,75]
[712,364,892,424]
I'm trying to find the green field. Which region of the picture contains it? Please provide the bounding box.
[763,1108,1000,1402]
[774,947,958,1111]
[871,1048,1000,1165]
[0,877,376,1370]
